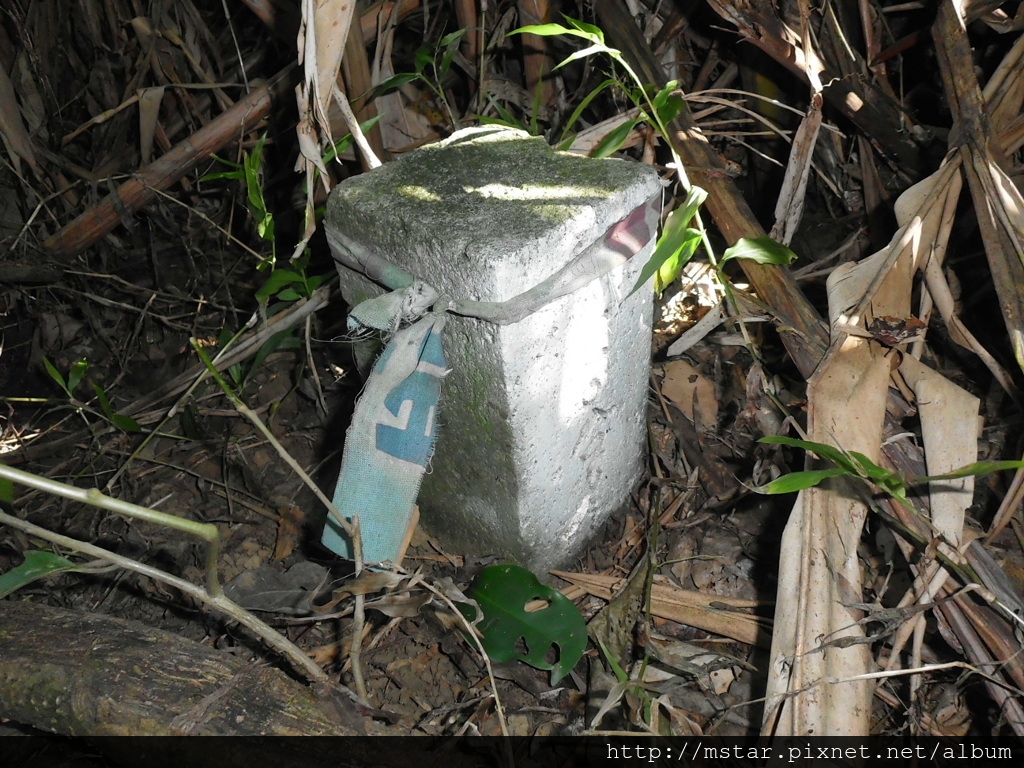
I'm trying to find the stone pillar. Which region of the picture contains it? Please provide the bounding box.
[325,126,661,571]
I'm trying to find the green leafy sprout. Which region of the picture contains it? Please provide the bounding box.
[753,435,1024,501]
[750,435,1024,601]
[510,17,797,318]
[202,127,368,389]
[202,131,338,313]
[40,357,140,433]
[203,132,277,267]
[510,17,685,164]
[366,28,467,129]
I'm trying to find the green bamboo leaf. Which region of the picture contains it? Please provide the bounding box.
[655,228,702,292]
[598,637,630,683]
[246,170,266,214]
[529,82,543,136]
[241,330,295,386]
[439,28,467,48]
[91,383,141,433]
[555,44,615,69]
[478,98,525,131]
[244,140,266,213]
[752,468,850,494]
[628,186,707,297]
[65,359,90,397]
[414,44,433,74]
[256,210,275,242]
[365,72,421,101]
[651,80,685,125]
[42,357,68,396]
[320,116,383,165]
[669,186,707,230]
[439,29,467,77]
[206,154,243,169]
[562,16,606,43]
[760,436,915,501]
[256,268,304,305]
[917,460,1024,483]
[0,550,80,599]
[759,435,857,472]
[721,236,798,267]
[509,23,596,42]
[557,78,618,149]
[199,169,243,182]
[200,154,243,183]
[846,450,903,488]
[590,116,639,159]
[108,412,141,433]
[87,382,107,417]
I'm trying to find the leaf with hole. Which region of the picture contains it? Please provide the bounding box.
[461,564,586,685]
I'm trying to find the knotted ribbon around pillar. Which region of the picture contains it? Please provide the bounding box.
[321,193,661,564]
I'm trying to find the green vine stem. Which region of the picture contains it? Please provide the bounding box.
[188,338,370,701]
[0,498,328,684]
[0,462,222,598]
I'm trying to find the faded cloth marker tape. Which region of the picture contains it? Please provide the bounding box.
[323,193,660,565]
[322,310,448,563]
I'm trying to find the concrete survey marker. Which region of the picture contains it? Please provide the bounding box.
[325,126,661,571]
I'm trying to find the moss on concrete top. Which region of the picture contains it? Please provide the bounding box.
[326,126,658,261]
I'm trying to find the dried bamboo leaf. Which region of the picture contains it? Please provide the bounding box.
[770,94,822,245]
[370,2,436,151]
[309,0,355,127]
[770,0,825,245]
[982,28,1024,121]
[766,8,1024,735]
[660,359,719,427]
[899,357,980,550]
[137,86,165,165]
[934,3,1024,375]
[764,346,888,736]
[0,59,41,176]
[904,157,1018,393]
[763,128,965,733]
[294,0,379,257]
[551,571,769,647]
[704,0,925,178]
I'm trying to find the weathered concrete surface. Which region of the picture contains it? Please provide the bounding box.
[326,126,660,571]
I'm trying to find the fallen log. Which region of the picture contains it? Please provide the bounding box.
[0,600,399,737]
